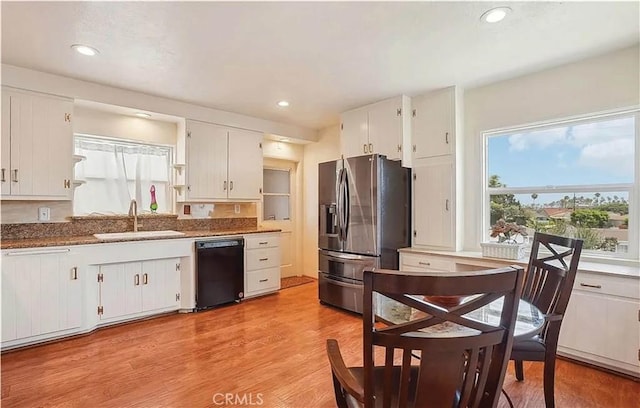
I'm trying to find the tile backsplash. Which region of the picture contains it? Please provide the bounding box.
[1,201,72,223]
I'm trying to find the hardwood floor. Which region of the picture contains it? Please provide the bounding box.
[2,281,638,407]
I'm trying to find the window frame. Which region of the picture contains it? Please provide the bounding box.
[481,109,639,261]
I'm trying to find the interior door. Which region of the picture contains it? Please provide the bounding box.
[262,158,298,277]
[343,155,377,256]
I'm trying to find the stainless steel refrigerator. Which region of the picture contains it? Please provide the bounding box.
[318,154,410,313]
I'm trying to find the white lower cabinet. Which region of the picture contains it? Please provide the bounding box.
[558,271,640,377]
[1,248,81,347]
[400,253,455,273]
[98,258,181,322]
[244,233,281,298]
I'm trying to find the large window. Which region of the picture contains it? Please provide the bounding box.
[484,111,638,259]
[74,135,172,215]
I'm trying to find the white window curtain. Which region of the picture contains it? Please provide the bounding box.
[74,136,172,215]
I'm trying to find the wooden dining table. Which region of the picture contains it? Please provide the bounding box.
[375,294,546,341]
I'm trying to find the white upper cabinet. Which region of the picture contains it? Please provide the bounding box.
[227,128,264,200]
[185,120,263,201]
[340,107,368,158]
[412,86,456,159]
[1,87,74,200]
[340,95,411,164]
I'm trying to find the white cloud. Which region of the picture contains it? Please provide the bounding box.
[577,138,634,177]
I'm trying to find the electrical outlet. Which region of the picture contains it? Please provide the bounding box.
[234,204,241,214]
[38,207,50,221]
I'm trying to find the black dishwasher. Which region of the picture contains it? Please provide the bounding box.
[195,238,244,310]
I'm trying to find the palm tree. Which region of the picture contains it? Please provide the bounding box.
[531,193,538,208]
[594,192,601,207]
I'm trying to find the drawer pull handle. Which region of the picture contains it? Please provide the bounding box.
[418,262,431,266]
[259,278,269,283]
[258,241,269,245]
[579,283,601,289]
[259,258,269,261]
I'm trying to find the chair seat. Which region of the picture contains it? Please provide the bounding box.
[345,366,420,408]
[512,335,546,353]
[512,335,548,362]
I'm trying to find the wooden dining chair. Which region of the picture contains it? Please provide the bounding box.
[511,232,583,408]
[326,266,524,408]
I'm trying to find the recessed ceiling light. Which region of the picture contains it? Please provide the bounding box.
[277,100,290,107]
[135,112,151,118]
[481,7,512,23]
[71,44,99,56]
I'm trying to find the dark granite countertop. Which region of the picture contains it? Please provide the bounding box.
[1,228,281,250]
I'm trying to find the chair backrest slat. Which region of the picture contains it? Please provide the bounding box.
[362,266,524,408]
[523,232,583,339]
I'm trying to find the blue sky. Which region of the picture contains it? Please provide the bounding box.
[487,116,635,189]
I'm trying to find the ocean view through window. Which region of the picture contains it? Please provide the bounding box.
[483,110,638,260]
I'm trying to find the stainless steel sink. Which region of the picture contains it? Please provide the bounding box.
[93,230,186,240]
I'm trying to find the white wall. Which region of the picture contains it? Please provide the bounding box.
[463,45,640,250]
[262,139,305,162]
[301,125,341,277]
[74,106,178,145]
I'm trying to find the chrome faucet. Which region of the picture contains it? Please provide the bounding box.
[128,199,139,232]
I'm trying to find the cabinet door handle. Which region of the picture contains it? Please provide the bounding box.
[134,274,140,286]
[445,199,450,211]
[1,168,5,182]
[259,258,269,261]
[579,283,602,289]
[223,181,227,190]
[230,181,233,190]
[71,266,78,280]
[258,241,269,245]
[143,273,148,285]
[11,169,18,182]
[368,143,373,153]
[363,144,367,154]
[418,262,431,266]
[259,278,269,283]
[445,132,449,144]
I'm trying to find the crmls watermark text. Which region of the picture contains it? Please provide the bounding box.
[212,393,264,406]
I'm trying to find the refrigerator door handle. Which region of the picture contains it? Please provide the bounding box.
[343,169,350,241]
[337,168,345,241]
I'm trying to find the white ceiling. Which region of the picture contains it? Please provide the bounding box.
[2,2,639,131]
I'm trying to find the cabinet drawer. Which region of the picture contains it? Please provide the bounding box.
[247,267,280,293]
[573,272,640,299]
[245,234,280,249]
[401,253,454,272]
[246,247,280,270]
